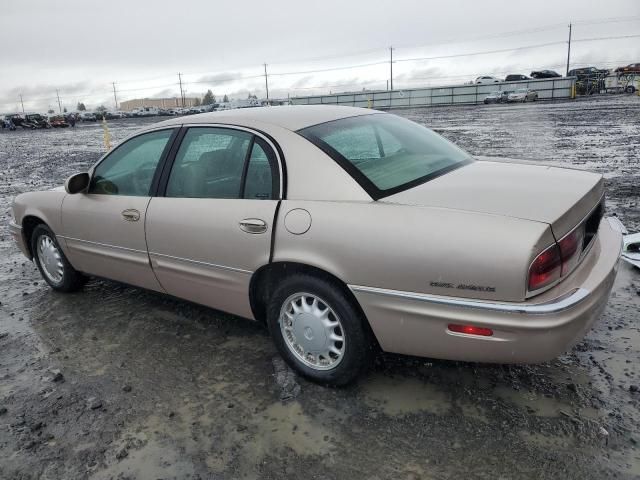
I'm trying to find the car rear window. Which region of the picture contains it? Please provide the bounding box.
[298,113,472,199]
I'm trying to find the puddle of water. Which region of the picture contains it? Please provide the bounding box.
[90,433,196,480]
[520,431,574,449]
[361,375,451,416]
[458,402,490,424]
[255,401,334,456]
[494,386,600,419]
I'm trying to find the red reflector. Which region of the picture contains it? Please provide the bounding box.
[448,324,493,337]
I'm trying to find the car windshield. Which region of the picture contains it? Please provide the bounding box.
[298,113,472,198]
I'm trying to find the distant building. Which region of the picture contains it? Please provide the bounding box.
[119,97,200,111]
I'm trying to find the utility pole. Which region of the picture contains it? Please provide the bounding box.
[389,46,394,91]
[112,82,118,110]
[264,63,269,103]
[19,94,25,113]
[178,73,185,107]
[566,22,572,76]
[56,89,62,113]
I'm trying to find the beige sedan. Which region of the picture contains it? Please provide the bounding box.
[9,106,623,385]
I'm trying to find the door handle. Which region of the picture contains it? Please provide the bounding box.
[122,209,140,222]
[239,218,267,234]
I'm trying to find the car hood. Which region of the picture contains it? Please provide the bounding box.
[382,160,604,238]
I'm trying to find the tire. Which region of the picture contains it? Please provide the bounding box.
[267,274,373,386]
[626,85,636,94]
[31,224,86,292]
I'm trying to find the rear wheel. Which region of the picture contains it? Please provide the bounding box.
[267,274,372,386]
[31,224,86,292]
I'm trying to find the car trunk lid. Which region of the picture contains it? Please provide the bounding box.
[383,160,604,238]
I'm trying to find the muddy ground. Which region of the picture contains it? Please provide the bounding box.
[0,95,639,480]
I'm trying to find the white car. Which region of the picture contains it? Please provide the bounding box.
[507,89,538,103]
[475,76,502,84]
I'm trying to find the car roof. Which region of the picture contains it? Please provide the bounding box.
[153,105,379,132]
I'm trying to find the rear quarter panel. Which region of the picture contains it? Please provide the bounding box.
[273,201,554,302]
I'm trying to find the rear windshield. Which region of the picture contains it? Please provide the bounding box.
[298,113,472,199]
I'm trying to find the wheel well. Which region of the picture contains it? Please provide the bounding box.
[249,262,379,346]
[21,215,47,258]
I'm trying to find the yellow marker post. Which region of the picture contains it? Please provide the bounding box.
[102,115,112,151]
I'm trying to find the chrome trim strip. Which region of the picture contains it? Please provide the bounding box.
[349,284,591,315]
[58,236,148,255]
[149,251,252,275]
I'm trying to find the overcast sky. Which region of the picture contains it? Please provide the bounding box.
[1,0,639,112]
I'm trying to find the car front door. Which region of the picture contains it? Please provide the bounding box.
[60,128,177,291]
[145,126,281,319]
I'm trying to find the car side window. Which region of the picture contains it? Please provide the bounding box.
[89,129,174,196]
[243,139,275,200]
[166,127,252,199]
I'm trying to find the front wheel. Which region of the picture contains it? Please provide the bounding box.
[31,224,86,292]
[267,274,373,386]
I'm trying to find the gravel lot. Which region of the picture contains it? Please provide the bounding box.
[0,95,639,480]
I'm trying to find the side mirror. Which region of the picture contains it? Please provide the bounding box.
[64,172,90,194]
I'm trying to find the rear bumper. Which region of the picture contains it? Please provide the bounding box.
[9,221,31,259]
[350,217,622,363]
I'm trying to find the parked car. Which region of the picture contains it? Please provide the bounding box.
[49,115,69,128]
[475,76,501,84]
[2,115,17,130]
[9,106,622,385]
[530,70,562,79]
[10,115,31,129]
[507,88,538,102]
[80,112,97,122]
[614,63,640,74]
[568,67,610,77]
[483,91,509,104]
[103,111,123,120]
[505,74,530,82]
[24,114,50,129]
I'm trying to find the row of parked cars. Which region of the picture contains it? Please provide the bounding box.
[1,112,101,129]
[475,63,640,85]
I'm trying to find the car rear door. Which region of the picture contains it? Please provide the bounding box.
[60,128,177,291]
[145,126,281,319]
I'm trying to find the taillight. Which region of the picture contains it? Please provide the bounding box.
[528,244,562,291]
[558,227,585,275]
[528,225,587,293]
